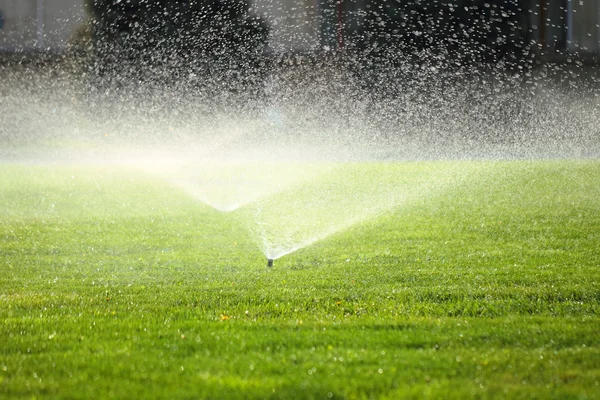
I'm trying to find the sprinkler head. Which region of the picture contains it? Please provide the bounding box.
[267,259,273,268]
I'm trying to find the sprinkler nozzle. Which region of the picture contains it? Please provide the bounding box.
[267,259,273,268]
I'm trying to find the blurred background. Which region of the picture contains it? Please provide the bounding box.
[1,1,599,62]
[0,1,599,158]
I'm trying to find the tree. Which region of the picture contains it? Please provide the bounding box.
[86,0,269,94]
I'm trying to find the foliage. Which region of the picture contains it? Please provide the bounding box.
[85,0,269,92]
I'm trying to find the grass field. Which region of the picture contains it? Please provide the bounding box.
[1,160,599,399]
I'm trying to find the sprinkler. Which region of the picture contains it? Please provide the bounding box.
[267,259,273,268]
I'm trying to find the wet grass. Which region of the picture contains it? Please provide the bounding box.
[1,160,599,399]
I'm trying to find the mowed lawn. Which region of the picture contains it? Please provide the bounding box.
[1,160,599,399]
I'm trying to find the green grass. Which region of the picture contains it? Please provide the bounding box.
[1,160,599,399]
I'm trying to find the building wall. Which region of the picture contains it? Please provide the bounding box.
[250,0,364,52]
[531,0,600,56]
[264,0,600,56]
[0,0,86,52]
[570,0,600,53]
[252,0,321,52]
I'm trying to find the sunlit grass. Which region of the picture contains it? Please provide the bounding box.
[1,160,599,399]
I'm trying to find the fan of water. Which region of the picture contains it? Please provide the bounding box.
[244,161,484,260]
[1,1,600,264]
[147,159,338,213]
